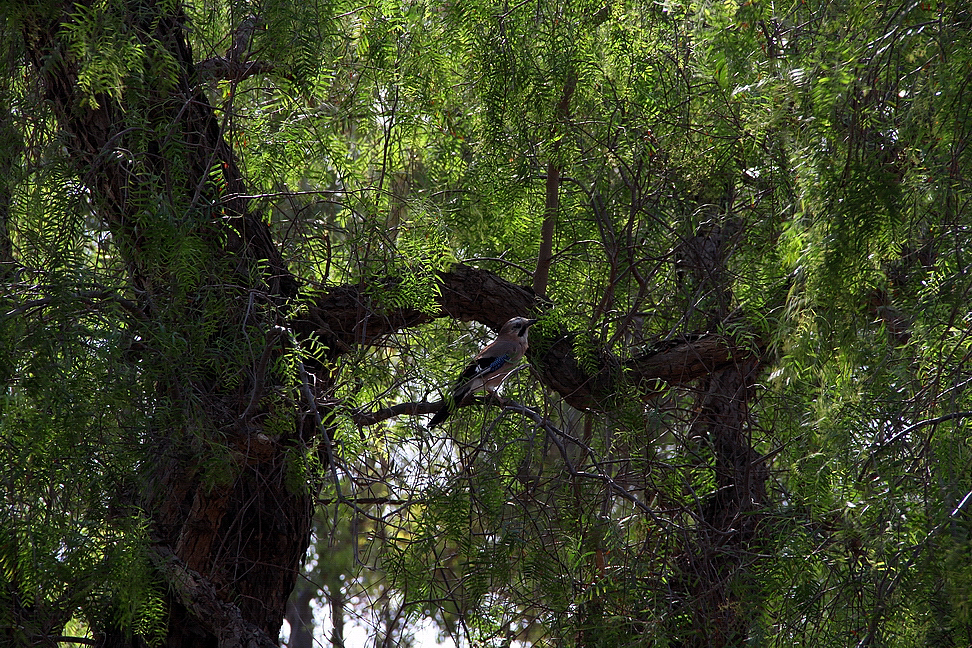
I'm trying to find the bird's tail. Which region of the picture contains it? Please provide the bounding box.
[427,401,452,429]
[428,387,468,429]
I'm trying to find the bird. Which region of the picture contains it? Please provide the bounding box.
[428,316,539,429]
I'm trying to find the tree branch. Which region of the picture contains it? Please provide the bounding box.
[534,70,577,297]
[196,57,276,81]
[351,400,441,426]
[299,264,764,415]
[352,393,509,427]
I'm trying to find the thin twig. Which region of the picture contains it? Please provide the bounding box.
[882,411,972,447]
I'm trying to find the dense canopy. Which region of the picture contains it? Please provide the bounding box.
[2,0,972,646]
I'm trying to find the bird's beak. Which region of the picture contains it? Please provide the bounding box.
[526,319,539,327]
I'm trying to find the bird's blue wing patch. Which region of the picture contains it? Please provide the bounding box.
[485,354,510,373]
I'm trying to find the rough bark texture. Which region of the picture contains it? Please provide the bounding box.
[148,545,279,648]
[25,3,309,645]
[675,218,769,647]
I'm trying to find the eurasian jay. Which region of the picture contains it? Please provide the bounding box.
[428,316,538,429]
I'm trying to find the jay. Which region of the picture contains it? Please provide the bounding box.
[428,316,538,429]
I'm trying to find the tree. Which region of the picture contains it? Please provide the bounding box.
[2,0,972,646]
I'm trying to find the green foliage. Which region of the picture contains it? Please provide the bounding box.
[6,0,972,644]
[61,1,147,109]
[0,268,164,642]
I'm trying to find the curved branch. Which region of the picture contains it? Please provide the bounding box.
[299,264,765,414]
[291,263,540,353]
[351,400,441,427]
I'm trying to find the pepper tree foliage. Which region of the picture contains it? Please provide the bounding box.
[2,0,972,646]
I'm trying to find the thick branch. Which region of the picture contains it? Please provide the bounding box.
[291,263,539,353]
[301,264,764,413]
[626,335,747,386]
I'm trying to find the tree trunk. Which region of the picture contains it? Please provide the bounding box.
[676,216,769,646]
[24,3,313,644]
[682,359,767,646]
[285,584,316,648]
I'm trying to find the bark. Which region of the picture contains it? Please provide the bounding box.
[673,218,769,646]
[24,3,308,645]
[148,545,279,648]
[306,263,763,416]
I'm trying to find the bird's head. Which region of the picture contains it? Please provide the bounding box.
[499,316,539,339]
